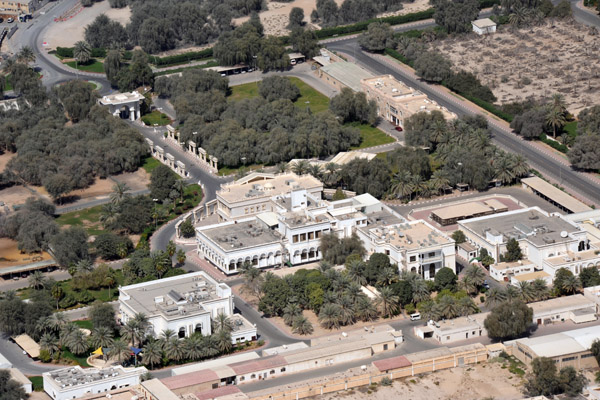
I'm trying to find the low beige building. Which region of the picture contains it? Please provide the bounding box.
[529,294,596,325]
[361,75,456,128]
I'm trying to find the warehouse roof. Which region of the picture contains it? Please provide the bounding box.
[515,326,600,358]
[320,61,373,92]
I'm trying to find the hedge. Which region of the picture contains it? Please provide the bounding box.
[150,48,213,66]
[540,134,569,153]
[315,8,435,39]
[56,47,106,58]
[384,48,414,67]
[479,0,501,8]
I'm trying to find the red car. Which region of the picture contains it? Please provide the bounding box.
[394,126,403,132]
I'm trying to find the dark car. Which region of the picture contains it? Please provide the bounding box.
[394,126,403,132]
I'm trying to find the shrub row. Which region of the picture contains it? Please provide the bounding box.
[150,48,214,66]
[56,47,106,58]
[540,134,569,153]
[315,8,435,39]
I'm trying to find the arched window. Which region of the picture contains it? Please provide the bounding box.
[178,327,186,338]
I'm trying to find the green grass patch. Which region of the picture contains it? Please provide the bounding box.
[29,376,44,391]
[56,204,105,236]
[5,75,12,91]
[289,77,330,113]
[87,81,98,91]
[154,61,219,77]
[62,349,91,367]
[564,121,578,138]
[141,110,171,126]
[141,155,162,174]
[348,122,395,149]
[65,59,105,73]
[228,77,330,113]
[73,320,94,330]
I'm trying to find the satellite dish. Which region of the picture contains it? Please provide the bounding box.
[560,231,568,238]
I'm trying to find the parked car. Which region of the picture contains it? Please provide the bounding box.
[394,126,403,132]
[7,17,14,23]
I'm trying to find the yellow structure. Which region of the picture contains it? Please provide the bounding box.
[361,75,456,128]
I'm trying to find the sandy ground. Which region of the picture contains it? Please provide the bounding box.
[112,169,150,191]
[434,20,600,115]
[233,0,430,36]
[0,238,53,267]
[0,185,39,210]
[326,362,524,400]
[0,151,15,172]
[44,0,131,48]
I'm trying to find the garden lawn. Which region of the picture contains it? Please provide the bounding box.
[56,205,104,236]
[141,156,161,174]
[349,122,395,149]
[142,110,171,126]
[29,376,44,391]
[65,59,104,73]
[564,121,578,138]
[62,349,91,367]
[228,77,330,113]
[73,320,94,330]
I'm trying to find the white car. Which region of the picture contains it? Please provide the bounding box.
[7,17,13,23]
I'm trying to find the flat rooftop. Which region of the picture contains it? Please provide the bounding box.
[511,271,550,282]
[47,366,145,389]
[528,294,595,315]
[432,200,507,221]
[492,259,534,271]
[515,325,600,358]
[120,272,226,320]
[99,91,144,105]
[364,221,453,251]
[544,249,600,267]
[401,97,456,120]
[459,207,581,247]
[434,312,489,333]
[199,219,282,252]
[320,61,373,92]
[472,18,497,28]
[217,173,322,204]
[522,177,591,213]
[362,75,416,98]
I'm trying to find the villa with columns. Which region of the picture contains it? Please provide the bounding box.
[98,91,145,121]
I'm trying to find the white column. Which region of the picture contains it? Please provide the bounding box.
[129,107,135,121]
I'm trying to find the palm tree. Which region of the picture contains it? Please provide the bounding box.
[345,259,367,285]
[176,248,187,266]
[532,278,549,301]
[282,304,302,326]
[435,295,458,319]
[240,263,264,299]
[546,106,566,139]
[120,320,140,347]
[66,330,89,356]
[110,182,130,205]
[213,313,233,334]
[390,171,413,200]
[463,265,487,287]
[51,285,64,310]
[324,163,340,186]
[39,333,60,356]
[292,315,314,335]
[318,303,343,330]
[73,41,92,65]
[330,273,352,293]
[204,336,220,359]
[59,323,79,347]
[100,203,120,229]
[429,170,450,195]
[517,281,537,303]
[377,266,399,287]
[336,295,356,325]
[166,240,176,257]
[28,271,46,290]
[307,164,322,180]
[163,337,185,362]
[159,329,176,341]
[344,282,364,304]
[456,297,478,317]
[214,330,232,354]
[410,279,431,304]
[141,340,163,369]
[511,154,530,179]
[108,339,131,365]
[485,287,507,309]
[76,259,94,274]
[417,300,438,322]
[460,275,478,296]
[133,313,150,337]
[16,46,35,64]
[152,251,172,278]
[291,160,309,175]
[183,335,204,360]
[376,287,399,318]
[505,285,520,302]
[90,326,114,350]
[562,275,581,295]
[36,316,53,336]
[354,297,378,322]
[509,7,529,26]
[494,155,516,185]
[49,313,68,333]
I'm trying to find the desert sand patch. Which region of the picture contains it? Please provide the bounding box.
[325,362,524,400]
[43,0,131,48]
[234,0,430,37]
[0,238,53,267]
[434,20,600,115]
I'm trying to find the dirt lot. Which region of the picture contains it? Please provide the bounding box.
[233,0,430,36]
[0,238,53,268]
[0,185,40,210]
[434,20,600,115]
[0,151,15,173]
[328,362,525,400]
[44,0,131,48]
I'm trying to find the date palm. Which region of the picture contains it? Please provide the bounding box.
[17,46,35,64]
[561,275,581,295]
[485,287,507,309]
[283,304,302,326]
[183,335,203,360]
[213,313,233,334]
[90,326,114,350]
[457,296,478,317]
[435,295,458,319]
[532,278,549,301]
[100,203,120,229]
[494,155,516,185]
[66,330,89,356]
[203,336,219,358]
[159,329,176,341]
[345,259,367,285]
[120,320,140,347]
[517,281,537,303]
[376,287,399,318]
[511,154,530,178]
[390,171,413,200]
[291,160,309,175]
[355,297,378,322]
[163,337,185,362]
[176,248,187,266]
[214,330,232,354]
[336,295,356,325]
[110,182,130,205]
[59,323,79,347]
[307,164,322,180]
[410,278,431,304]
[76,259,94,274]
[141,340,163,369]
[40,333,59,356]
[505,285,520,301]
[546,106,566,139]
[463,265,487,287]
[460,275,478,296]
[73,41,92,64]
[429,170,450,195]
[318,303,343,330]
[292,315,314,335]
[28,270,46,290]
[377,266,398,286]
[49,313,68,332]
[108,339,131,365]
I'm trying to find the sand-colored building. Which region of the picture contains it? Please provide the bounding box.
[360,75,456,127]
[0,0,38,14]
